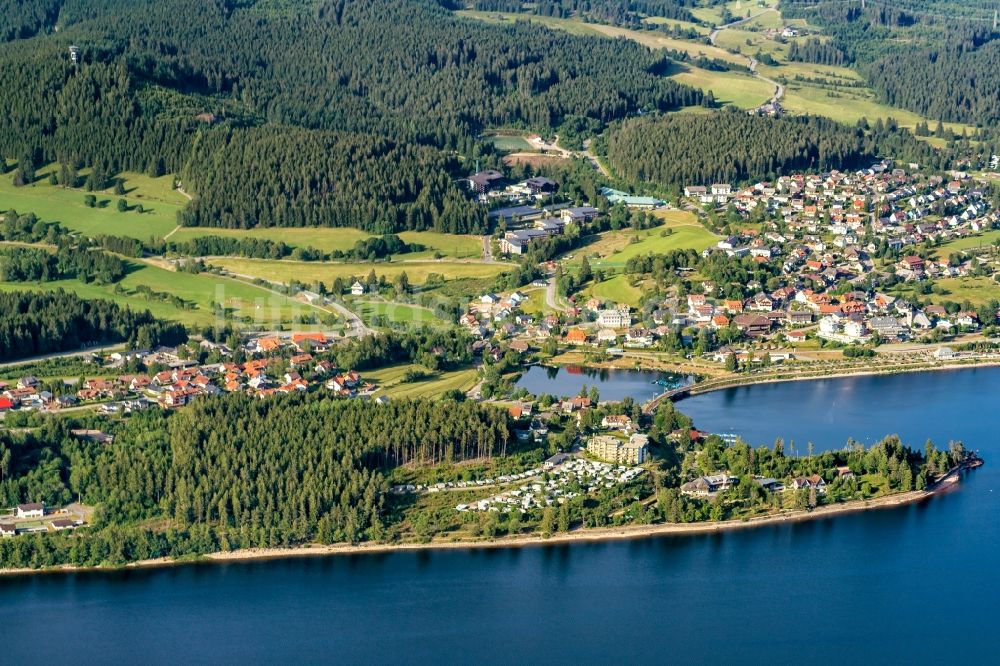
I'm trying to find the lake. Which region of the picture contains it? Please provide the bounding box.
[514,365,687,402]
[1,368,998,663]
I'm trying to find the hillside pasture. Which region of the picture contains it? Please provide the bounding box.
[209,257,512,286]
[0,164,183,240]
[0,259,320,328]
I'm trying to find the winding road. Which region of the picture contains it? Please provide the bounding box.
[708,9,784,107]
[216,268,373,337]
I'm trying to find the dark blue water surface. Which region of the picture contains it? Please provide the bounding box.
[2,369,999,664]
[515,365,678,402]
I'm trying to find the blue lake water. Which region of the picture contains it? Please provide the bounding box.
[1,368,999,663]
[514,365,683,402]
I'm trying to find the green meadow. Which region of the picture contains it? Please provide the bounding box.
[0,163,184,240]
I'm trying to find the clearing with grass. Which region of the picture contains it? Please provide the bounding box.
[0,165,184,240]
[568,211,718,269]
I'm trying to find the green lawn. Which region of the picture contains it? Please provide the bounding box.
[168,227,483,259]
[585,274,645,307]
[932,231,1000,258]
[210,257,512,285]
[564,211,717,269]
[487,133,535,152]
[586,227,718,269]
[398,232,483,260]
[0,259,324,328]
[350,299,442,327]
[515,286,552,317]
[927,277,1000,307]
[0,164,184,240]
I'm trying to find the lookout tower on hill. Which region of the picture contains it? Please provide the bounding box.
[69,45,80,66]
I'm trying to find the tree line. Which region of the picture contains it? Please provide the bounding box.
[467,0,697,25]
[0,0,704,233]
[0,245,126,284]
[787,38,848,67]
[0,393,509,568]
[600,109,939,192]
[0,290,185,362]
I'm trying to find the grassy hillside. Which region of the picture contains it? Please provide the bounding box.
[0,165,183,240]
[210,257,512,286]
[0,259,325,328]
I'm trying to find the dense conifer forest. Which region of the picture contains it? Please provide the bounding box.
[468,0,698,25]
[0,0,702,231]
[779,0,1000,125]
[0,245,126,284]
[0,395,510,567]
[600,110,937,191]
[0,291,185,361]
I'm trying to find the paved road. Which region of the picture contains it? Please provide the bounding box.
[708,10,785,107]
[582,139,611,178]
[323,297,373,337]
[545,275,570,313]
[707,9,775,45]
[0,344,124,370]
[219,269,373,337]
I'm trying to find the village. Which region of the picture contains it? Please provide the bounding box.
[455,160,1000,363]
[0,332,377,417]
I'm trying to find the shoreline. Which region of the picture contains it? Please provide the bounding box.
[542,352,1000,407]
[661,358,1000,405]
[0,467,966,578]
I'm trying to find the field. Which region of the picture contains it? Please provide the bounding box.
[209,257,512,286]
[778,82,974,138]
[503,153,570,169]
[670,66,772,109]
[169,228,484,259]
[365,363,479,400]
[690,0,779,26]
[350,300,441,327]
[584,274,646,307]
[927,277,1000,307]
[642,16,711,36]
[586,24,747,66]
[0,259,324,328]
[933,231,1000,258]
[0,164,184,240]
[570,210,718,269]
[488,134,535,152]
[514,287,553,317]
